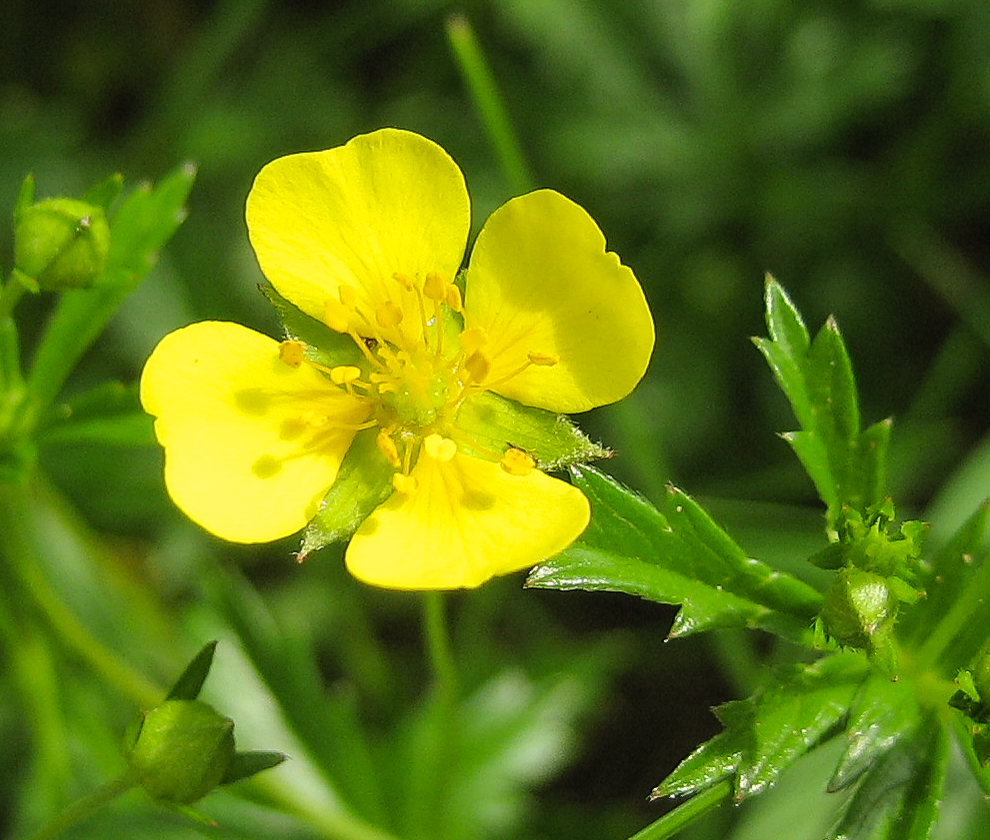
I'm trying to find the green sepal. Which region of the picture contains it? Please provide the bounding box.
[261,283,364,369]
[454,389,607,470]
[527,466,823,643]
[81,172,125,211]
[299,427,394,559]
[12,174,35,225]
[220,750,287,785]
[166,640,218,701]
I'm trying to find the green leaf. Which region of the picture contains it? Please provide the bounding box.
[827,673,922,792]
[527,466,823,642]
[650,727,744,799]
[754,278,889,522]
[826,718,947,840]
[735,654,865,800]
[27,162,196,411]
[166,640,218,701]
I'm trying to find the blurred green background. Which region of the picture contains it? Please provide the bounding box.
[3,0,990,838]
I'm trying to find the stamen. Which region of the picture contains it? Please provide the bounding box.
[323,298,352,333]
[392,272,414,291]
[330,365,362,386]
[423,433,457,462]
[501,447,536,476]
[445,284,463,313]
[376,301,404,328]
[279,340,305,368]
[459,327,488,355]
[463,349,491,385]
[376,429,402,468]
[423,272,447,301]
[392,472,418,494]
[338,284,358,308]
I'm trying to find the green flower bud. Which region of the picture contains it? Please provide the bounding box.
[125,699,235,804]
[820,568,897,650]
[972,648,990,707]
[13,197,110,290]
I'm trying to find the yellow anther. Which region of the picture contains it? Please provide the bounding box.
[500,447,536,476]
[423,433,457,462]
[445,284,463,313]
[323,298,351,333]
[330,365,362,385]
[464,349,491,384]
[423,272,447,301]
[338,284,358,308]
[527,351,559,367]
[391,472,419,494]
[459,326,488,354]
[392,272,414,291]
[377,429,402,468]
[376,300,404,328]
[278,340,305,368]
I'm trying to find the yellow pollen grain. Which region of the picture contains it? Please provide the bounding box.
[392,472,418,494]
[376,301,404,328]
[501,448,536,476]
[424,433,457,462]
[376,429,402,468]
[278,340,305,368]
[423,272,446,301]
[445,284,463,313]
[527,351,559,367]
[459,327,488,354]
[330,365,362,385]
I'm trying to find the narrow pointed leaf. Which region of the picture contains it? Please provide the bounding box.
[828,673,921,792]
[826,719,947,840]
[220,750,288,785]
[166,640,218,701]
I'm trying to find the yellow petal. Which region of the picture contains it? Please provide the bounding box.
[463,189,655,413]
[140,321,370,543]
[344,447,590,589]
[245,128,470,345]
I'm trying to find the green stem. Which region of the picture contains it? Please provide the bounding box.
[423,591,458,703]
[0,478,162,707]
[0,274,27,323]
[445,13,534,195]
[627,780,733,840]
[25,773,137,840]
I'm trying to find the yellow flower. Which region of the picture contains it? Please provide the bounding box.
[140,128,654,589]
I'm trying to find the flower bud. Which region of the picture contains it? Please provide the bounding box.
[820,567,897,650]
[13,197,110,290]
[124,699,235,804]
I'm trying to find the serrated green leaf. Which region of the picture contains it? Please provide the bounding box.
[828,673,921,792]
[650,728,745,799]
[299,428,394,558]
[527,466,823,642]
[166,641,218,701]
[826,719,947,840]
[27,163,196,411]
[736,654,866,800]
[754,279,889,523]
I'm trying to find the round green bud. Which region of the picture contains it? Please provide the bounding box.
[125,699,235,804]
[820,567,897,650]
[13,197,110,290]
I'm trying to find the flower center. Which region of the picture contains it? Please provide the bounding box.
[279,271,557,483]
